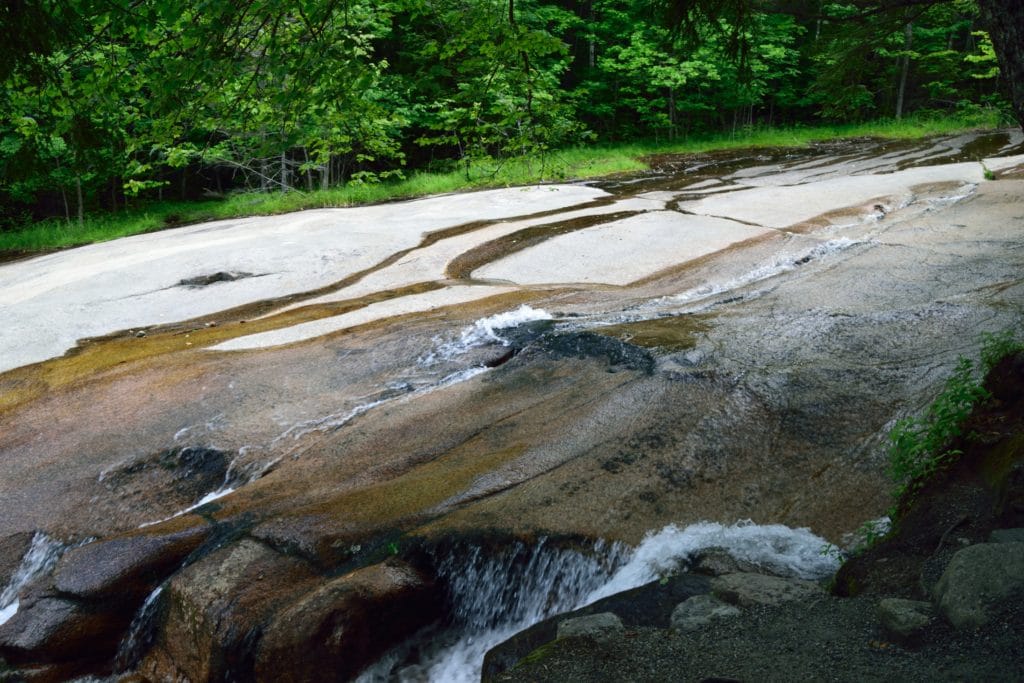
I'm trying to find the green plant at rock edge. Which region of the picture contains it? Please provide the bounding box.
[888,329,1023,500]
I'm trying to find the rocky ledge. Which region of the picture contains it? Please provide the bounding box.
[487,351,1024,682]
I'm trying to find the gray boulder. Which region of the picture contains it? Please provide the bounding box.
[877,598,934,642]
[934,542,1024,629]
[556,612,624,643]
[690,548,764,577]
[0,596,122,665]
[711,572,822,607]
[671,594,741,631]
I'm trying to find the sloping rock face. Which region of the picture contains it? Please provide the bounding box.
[0,133,1023,679]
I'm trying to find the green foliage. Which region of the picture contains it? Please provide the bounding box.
[0,0,1016,230]
[888,330,1023,499]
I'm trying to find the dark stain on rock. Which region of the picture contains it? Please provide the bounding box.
[177,271,256,288]
[524,332,655,375]
[102,447,230,514]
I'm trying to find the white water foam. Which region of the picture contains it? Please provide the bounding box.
[587,520,839,603]
[274,397,393,443]
[361,521,839,682]
[420,305,553,364]
[0,532,68,626]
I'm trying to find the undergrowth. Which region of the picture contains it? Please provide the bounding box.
[835,329,1022,560]
[888,329,1024,500]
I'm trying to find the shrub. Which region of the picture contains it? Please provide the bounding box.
[888,330,1022,499]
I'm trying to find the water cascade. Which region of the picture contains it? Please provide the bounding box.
[114,585,165,672]
[0,533,68,627]
[362,521,839,681]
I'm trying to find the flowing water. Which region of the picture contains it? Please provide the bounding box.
[0,533,68,627]
[360,521,839,682]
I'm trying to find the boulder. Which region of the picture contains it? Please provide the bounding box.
[690,548,764,577]
[671,594,741,631]
[0,596,124,665]
[556,613,624,643]
[934,542,1024,629]
[711,573,821,607]
[254,559,443,682]
[139,539,320,682]
[54,520,209,604]
[876,598,934,643]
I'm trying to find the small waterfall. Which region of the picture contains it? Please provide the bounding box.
[359,538,630,683]
[113,585,165,672]
[360,521,839,682]
[0,532,68,627]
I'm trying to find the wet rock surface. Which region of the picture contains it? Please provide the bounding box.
[0,595,122,666]
[0,132,1023,679]
[53,523,210,602]
[0,534,32,588]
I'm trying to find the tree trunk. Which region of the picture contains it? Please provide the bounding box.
[668,87,676,140]
[588,1,596,68]
[978,0,1024,131]
[303,148,313,191]
[895,22,912,120]
[75,176,83,226]
[61,185,70,225]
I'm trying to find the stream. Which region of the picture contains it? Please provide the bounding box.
[0,130,1023,681]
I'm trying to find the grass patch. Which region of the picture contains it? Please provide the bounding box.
[0,110,1006,256]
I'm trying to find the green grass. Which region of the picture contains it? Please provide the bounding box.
[0,110,1006,255]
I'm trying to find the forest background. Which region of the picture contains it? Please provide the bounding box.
[0,0,1016,237]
